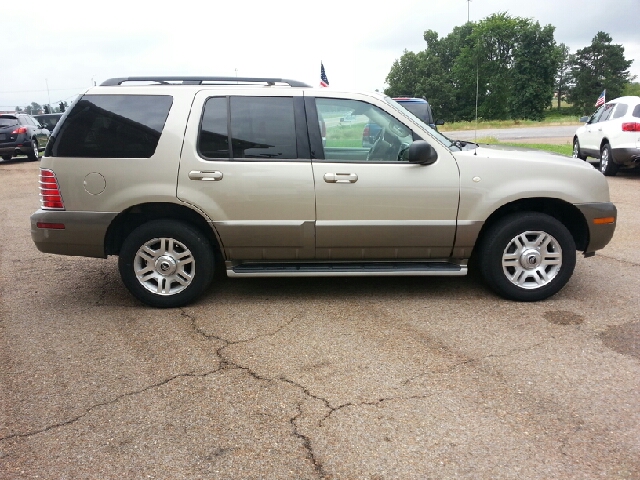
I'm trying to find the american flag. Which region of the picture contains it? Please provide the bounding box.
[595,89,606,107]
[320,63,329,87]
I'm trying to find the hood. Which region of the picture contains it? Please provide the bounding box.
[454,143,594,170]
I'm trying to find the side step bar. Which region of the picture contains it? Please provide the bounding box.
[227,261,467,278]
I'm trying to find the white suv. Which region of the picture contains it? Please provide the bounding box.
[572,95,640,176]
[30,76,617,307]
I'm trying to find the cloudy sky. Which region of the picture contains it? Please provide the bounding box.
[1,0,638,110]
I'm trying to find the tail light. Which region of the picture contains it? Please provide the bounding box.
[12,126,27,134]
[39,169,65,209]
[622,122,640,132]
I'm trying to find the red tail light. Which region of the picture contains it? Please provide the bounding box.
[39,169,65,209]
[622,122,640,132]
[12,126,27,134]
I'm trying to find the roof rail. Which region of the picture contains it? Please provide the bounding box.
[100,77,311,87]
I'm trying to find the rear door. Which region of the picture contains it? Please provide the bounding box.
[307,93,460,260]
[177,90,316,261]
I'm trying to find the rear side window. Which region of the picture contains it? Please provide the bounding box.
[198,96,297,160]
[46,95,172,158]
[400,102,433,125]
[633,104,640,119]
[612,104,628,119]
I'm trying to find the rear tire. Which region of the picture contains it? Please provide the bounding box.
[572,138,586,160]
[1,155,11,161]
[599,143,618,176]
[478,213,576,301]
[26,139,39,161]
[118,220,215,308]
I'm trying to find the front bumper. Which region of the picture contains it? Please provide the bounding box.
[30,210,118,258]
[575,202,617,255]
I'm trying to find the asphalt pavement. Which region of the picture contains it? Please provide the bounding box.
[1,149,638,479]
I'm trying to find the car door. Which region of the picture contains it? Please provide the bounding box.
[582,104,615,155]
[307,94,460,260]
[177,90,316,261]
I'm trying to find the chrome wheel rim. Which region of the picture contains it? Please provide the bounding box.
[501,231,562,290]
[33,141,38,158]
[134,237,195,296]
[572,141,579,158]
[600,148,609,172]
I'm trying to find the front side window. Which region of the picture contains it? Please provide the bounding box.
[198,96,297,160]
[315,97,414,162]
[47,95,172,158]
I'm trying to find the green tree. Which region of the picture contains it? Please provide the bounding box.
[623,82,640,96]
[385,14,559,122]
[568,32,633,115]
[554,43,573,109]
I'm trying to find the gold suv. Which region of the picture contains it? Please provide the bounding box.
[31,76,617,307]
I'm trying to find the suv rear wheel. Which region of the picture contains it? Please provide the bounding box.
[599,143,618,176]
[478,213,576,301]
[118,220,215,308]
[27,139,38,161]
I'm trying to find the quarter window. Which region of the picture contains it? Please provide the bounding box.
[47,95,172,158]
[612,104,628,119]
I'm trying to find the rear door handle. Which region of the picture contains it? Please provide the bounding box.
[189,170,223,181]
[324,173,358,183]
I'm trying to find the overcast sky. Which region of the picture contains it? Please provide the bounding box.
[1,0,638,109]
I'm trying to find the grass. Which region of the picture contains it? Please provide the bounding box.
[446,117,582,131]
[474,136,573,156]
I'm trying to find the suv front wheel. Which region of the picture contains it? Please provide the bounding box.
[478,213,576,301]
[118,220,215,308]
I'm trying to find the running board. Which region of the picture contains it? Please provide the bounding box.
[227,261,467,278]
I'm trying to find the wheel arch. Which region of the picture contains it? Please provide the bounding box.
[472,197,589,255]
[104,202,223,257]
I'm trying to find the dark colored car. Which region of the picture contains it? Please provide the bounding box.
[362,97,444,148]
[34,113,63,133]
[0,114,50,161]
[393,97,444,130]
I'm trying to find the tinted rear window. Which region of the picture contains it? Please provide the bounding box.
[0,117,19,127]
[46,95,172,158]
[198,96,297,160]
[633,104,640,119]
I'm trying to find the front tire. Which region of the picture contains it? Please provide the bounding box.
[26,139,39,161]
[599,143,618,176]
[572,138,586,160]
[478,213,576,301]
[118,220,215,308]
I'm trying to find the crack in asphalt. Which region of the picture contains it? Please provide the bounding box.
[0,369,222,443]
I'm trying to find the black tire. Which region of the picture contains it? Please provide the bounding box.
[26,139,39,161]
[118,220,215,308]
[599,143,618,176]
[1,155,12,161]
[478,213,576,302]
[572,138,587,160]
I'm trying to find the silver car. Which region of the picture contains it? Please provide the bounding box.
[31,76,617,307]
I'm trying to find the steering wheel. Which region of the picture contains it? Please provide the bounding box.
[366,127,402,161]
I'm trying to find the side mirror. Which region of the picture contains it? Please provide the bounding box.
[579,116,589,123]
[435,119,445,126]
[407,140,438,165]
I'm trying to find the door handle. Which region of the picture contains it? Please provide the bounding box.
[189,170,223,181]
[324,173,358,183]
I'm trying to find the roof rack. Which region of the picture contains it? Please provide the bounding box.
[100,76,311,87]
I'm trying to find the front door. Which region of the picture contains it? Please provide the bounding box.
[310,95,460,260]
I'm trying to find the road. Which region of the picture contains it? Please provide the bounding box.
[443,124,580,144]
[1,157,638,479]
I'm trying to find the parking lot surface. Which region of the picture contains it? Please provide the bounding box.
[1,159,638,479]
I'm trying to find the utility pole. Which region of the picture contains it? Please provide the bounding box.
[45,78,51,111]
[467,0,471,23]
